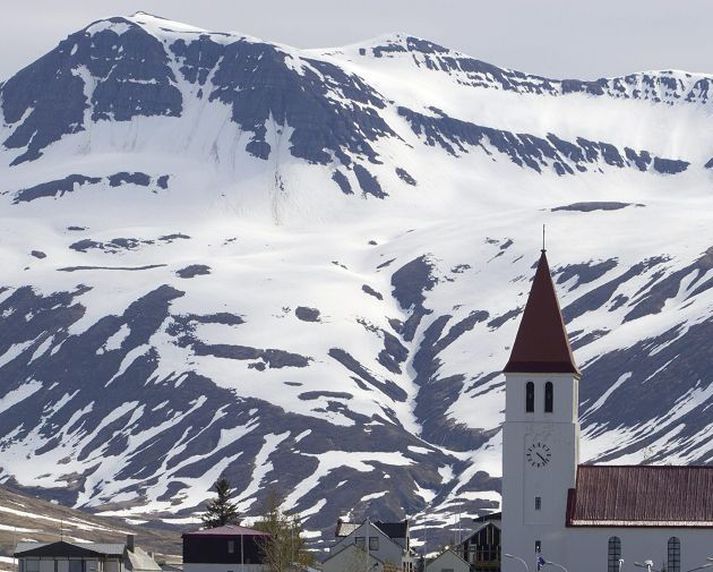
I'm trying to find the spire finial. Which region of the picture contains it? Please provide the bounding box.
[542,224,546,253]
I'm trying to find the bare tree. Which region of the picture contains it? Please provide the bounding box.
[253,490,314,571]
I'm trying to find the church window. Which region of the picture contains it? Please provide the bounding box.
[607,537,621,572]
[667,537,681,572]
[534,540,541,553]
[544,381,553,413]
[534,496,541,510]
[526,382,535,412]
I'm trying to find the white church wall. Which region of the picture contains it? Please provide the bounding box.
[563,527,713,572]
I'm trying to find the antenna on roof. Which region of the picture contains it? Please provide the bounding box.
[59,519,63,542]
[542,224,546,253]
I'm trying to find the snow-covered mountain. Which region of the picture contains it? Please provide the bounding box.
[1,12,713,548]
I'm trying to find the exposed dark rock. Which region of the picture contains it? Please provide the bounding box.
[58,264,167,272]
[377,331,409,374]
[562,257,669,322]
[194,342,311,368]
[362,284,383,300]
[30,251,47,259]
[295,306,321,322]
[552,202,643,212]
[108,172,151,187]
[298,391,353,401]
[398,106,689,176]
[353,165,386,198]
[176,264,211,278]
[395,167,417,186]
[169,35,394,165]
[158,233,191,242]
[2,19,182,164]
[555,259,618,288]
[331,170,352,195]
[328,348,407,402]
[14,175,101,203]
[487,308,521,330]
[625,247,713,322]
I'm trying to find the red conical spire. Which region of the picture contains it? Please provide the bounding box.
[503,250,580,375]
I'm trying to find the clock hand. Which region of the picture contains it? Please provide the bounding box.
[536,452,547,463]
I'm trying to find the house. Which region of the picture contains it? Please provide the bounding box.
[501,249,713,572]
[14,535,161,572]
[323,519,413,572]
[425,550,470,572]
[459,519,500,571]
[182,524,269,572]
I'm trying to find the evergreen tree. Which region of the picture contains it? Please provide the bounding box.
[202,477,240,528]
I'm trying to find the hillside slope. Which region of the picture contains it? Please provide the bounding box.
[0,12,712,548]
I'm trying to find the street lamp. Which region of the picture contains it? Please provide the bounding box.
[634,560,659,572]
[505,553,529,572]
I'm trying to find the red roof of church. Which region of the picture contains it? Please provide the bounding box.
[567,465,713,527]
[503,250,579,375]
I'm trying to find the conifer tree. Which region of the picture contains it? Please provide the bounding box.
[202,477,240,528]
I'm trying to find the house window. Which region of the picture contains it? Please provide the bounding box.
[545,382,553,413]
[228,540,235,554]
[355,536,365,549]
[69,561,83,572]
[535,496,542,510]
[25,561,39,572]
[607,536,621,572]
[369,537,379,551]
[667,537,681,572]
[526,382,535,413]
[535,540,541,554]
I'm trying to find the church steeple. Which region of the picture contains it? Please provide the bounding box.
[503,250,579,375]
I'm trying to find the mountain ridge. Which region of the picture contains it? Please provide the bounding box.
[0,13,712,552]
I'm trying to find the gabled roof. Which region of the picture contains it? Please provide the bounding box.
[504,250,579,375]
[461,520,501,544]
[15,541,124,558]
[183,524,269,537]
[428,549,469,567]
[373,520,408,540]
[567,465,713,527]
[335,519,408,540]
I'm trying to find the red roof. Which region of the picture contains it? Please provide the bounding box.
[567,465,713,527]
[183,524,269,536]
[503,251,579,374]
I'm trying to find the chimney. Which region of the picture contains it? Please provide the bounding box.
[126,534,135,553]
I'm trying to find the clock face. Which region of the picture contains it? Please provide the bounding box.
[526,441,552,468]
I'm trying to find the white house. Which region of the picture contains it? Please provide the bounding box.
[425,549,470,572]
[322,519,413,572]
[501,249,713,572]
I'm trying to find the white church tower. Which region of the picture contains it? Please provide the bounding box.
[501,249,581,571]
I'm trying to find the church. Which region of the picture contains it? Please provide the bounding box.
[501,249,713,572]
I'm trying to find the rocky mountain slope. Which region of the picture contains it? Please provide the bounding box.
[1,12,712,549]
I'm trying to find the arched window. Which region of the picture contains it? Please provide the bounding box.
[667,537,681,572]
[607,536,621,572]
[526,382,534,413]
[545,382,553,413]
